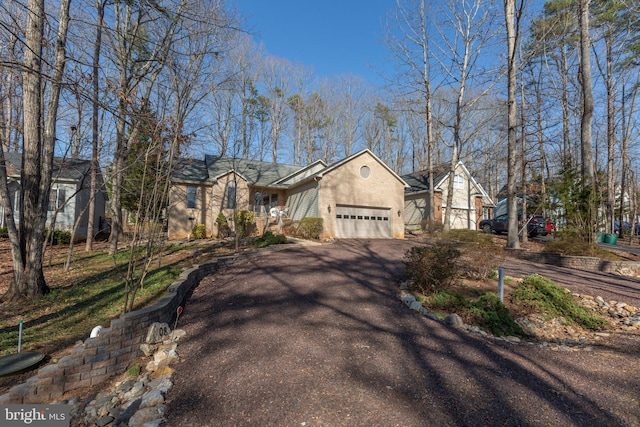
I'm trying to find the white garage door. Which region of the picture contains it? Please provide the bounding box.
[335,205,392,238]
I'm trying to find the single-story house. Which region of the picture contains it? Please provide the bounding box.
[0,152,107,240]
[168,149,408,240]
[402,161,494,231]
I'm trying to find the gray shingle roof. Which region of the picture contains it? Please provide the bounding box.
[172,158,209,183]
[204,156,303,187]
[401,168,449,194]
[2,152,92,183]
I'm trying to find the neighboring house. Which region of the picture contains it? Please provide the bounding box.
[167,149,408,240]
[0,153,107,240]
[402,161,494,231]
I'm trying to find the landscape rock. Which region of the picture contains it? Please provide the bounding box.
[399,280,640,351]
[168,329,186,342]
[71,330,180,426]
[146,323,172,344]
[153,347,179,366]
[425,312,440,321]
[96,415,114,426]
[127,405,166,427]
[140,343,159,357]
[140,389,165,409]
[409,300,424,313]
[148,377,173,395]
[444,313,465,328]
[401,295,416,307]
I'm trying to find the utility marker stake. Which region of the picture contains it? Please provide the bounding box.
[173,306,183,331]
[18,320,23,353]
[498,268,505,303]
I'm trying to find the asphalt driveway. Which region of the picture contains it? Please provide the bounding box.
[164,239,640,426]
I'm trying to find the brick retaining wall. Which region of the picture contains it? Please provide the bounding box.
[0,254,243,404]
[504,248,640,274]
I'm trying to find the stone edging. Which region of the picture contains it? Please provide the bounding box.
[0,250,260,405]
[399,281,640,352]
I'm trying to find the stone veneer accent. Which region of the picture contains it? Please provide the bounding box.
[504,248,640,274]
[0,254,244,404]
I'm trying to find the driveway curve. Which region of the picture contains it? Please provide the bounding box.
[164,239,640,426]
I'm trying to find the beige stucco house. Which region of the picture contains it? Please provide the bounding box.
[167,149,408,240]
[402,161,494,231]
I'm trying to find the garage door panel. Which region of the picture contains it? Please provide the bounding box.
[335,205,391,238]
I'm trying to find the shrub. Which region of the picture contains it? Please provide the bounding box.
[442,229,493,244]
[281,218,295,235]
[215,213,230,238]
[544,229,619,259]
[0,226,8,238]
[192,223,206,239]
[46,229,72,245]
[424,289,523,336]
[235,210,255,237]
[403,243,461,295]
[126,365,141,376]
[297,217,323,240]
[420,219,443,234]
[427,289,467,312]
[441,231,501,280]
[467,294,524,336]
[253,231,288,248]
[511,274,607,330]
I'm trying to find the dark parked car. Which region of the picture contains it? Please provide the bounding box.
[480,214,547,237]
[614,220,632,233]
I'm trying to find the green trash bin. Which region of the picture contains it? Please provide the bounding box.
[596,232,605,243]
[603,233,618,245]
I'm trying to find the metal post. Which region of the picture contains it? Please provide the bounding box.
[498,268,505,302]
[18,320,23,353]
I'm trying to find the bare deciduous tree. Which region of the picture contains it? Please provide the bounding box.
[0,0,72,299]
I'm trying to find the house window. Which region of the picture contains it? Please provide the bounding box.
[186,186,197,209]
[225,181,236,209]
[48,187,66,212]
[453,174,464,189]
[10,189,19,212]
[360,165,371,179]
[256,192,277,209]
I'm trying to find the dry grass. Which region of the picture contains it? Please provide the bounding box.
[0,238,238,392]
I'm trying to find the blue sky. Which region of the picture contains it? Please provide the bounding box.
[234,0,395,85]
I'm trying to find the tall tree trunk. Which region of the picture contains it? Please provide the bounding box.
[536,84,548,216]
[560,48,572,168]
[419,0,435,226]
[520,72,528,244]
[578,0,596,241]
[5,0,71,299]
[443,29,468,233]
[86,0,105,251]
[505,0,520,249]
[620,80,637,238]
[605,33,615,235]
[109,82,128,256]
[579,0,595,183]
[16,0,47,296]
